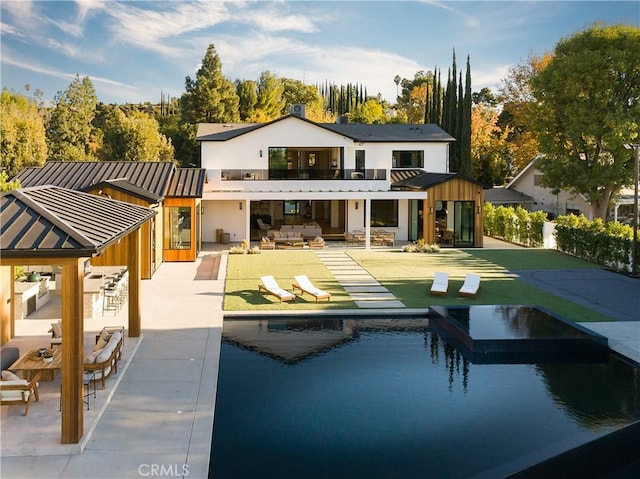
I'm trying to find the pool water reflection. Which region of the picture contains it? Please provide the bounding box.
[210,317,640,479]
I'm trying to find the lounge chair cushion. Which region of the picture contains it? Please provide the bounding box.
[95,330,122,363]
[2,370,20,381]
[50,320,62,338]
[0,380,30,400]
[85,349,102,364]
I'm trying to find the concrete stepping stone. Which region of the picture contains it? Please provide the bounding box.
[355,300,406,308]
[349,292,397,301]
[343,286,390,293]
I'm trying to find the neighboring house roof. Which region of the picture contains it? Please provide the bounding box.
[483,186,533,204]
[1,186,155,259]
[16,161,176,200]
[391,169,482,190]
[196,115,455,143]
[506,156,540,189]
[166,168,207,198]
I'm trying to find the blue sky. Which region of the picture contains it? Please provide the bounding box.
[1,1,638,105]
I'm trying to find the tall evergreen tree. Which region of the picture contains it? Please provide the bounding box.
[460,56,473,176]
[236,80,258,121]
[254,71,285,121]
[180,44,239,124]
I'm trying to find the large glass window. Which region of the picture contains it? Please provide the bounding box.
[371,200,398,227]
[392,150,424,168]
[167,206,191,250]
[269,147,288,179]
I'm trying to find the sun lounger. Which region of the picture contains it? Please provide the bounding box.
[258,276,295,302]
[458,273,481,298]
[292,275,331,302]
[429,272,449,296]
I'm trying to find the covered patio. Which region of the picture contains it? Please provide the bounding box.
[1,186,154,445]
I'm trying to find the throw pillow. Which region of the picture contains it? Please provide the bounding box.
[1,370,20,381]
[84,350,102,364]
[50,321,62,338]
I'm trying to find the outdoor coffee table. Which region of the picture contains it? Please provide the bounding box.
[9,347,62,382]
[278,241,305,249]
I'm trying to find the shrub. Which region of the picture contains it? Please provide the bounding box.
[483,202,546,247]
[554,214,634,273]
[402,239,440,253]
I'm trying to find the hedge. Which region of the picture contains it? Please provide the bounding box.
[554,214,636,273]
[483,203,546,247]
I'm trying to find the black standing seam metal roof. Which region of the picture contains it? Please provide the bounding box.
[1,186,155,259]
[16,161,177,200]
[166,169,207,197]
[196,115,456,143]
[391,170,484,190]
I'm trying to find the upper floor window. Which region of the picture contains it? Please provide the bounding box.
[392,150,424,168]
[355,150,365,172]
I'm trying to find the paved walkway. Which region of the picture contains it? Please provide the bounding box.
[1,239,639,479]
[315,250,405,308]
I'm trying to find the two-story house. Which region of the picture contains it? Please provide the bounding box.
[197,112,484,248]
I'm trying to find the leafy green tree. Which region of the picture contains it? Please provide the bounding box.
[530,23,640,219]
[0,89,48,177]
[158,115,199,167]
[47,75,98,162]
[101,108,174,162]
[472,87,498,107]
[236,80,258,121]
[181,44,239,124]
[252,71,285,122]
[0,171,21,192]
[280,78,332,122]
[471,103,510,185]
[498,52,552,175]
[349,99,386,124]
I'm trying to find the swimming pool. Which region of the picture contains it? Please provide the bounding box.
[210,315,640,478]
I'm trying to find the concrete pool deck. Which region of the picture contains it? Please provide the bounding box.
[1,239,639,478]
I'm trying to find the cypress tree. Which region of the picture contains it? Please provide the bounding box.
[460,55,472,177]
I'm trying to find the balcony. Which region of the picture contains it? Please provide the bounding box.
[209,169,389,193]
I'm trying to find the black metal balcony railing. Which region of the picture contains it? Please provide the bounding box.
[220,169,386,181]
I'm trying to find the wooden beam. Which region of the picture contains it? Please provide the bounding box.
[60,260,84,444]
[128,228,141,337]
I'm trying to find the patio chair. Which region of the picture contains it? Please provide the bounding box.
[308,236,325,249]
[49,320,62,348]
[257,218,272,230]
[258,276,295,303]
[429,272,449,296]
[260,237,276,250]
[292,275,331,302]
[0,370,40,416]
[458,273,481,298]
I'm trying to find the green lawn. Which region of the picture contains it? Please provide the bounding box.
[223,248,611,322]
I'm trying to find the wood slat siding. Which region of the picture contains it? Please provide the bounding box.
[87,186,159,279]
[423,177,484,247]
[163,198,197,262]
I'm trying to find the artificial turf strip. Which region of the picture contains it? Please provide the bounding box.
[223,249,612,322]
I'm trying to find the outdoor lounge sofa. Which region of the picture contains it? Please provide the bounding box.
[458,273,481,298]
[269,222,322,239]
[292,275,331,302]
[84,327,124,389]
[258,276,295,303]
[429,272,449,296]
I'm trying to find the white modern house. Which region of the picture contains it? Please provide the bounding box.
[197,112,484,248]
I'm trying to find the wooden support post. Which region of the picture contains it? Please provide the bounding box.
[0,265,13,344]
[128,228,141,338]
[60,260,84,444]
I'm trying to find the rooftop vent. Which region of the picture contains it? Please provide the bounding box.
[290,104,305,118]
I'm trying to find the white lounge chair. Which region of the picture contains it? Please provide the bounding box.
[429,272,449,296]
[292,275,331,302]
[258,276,295,303]
[458,273,481,298]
